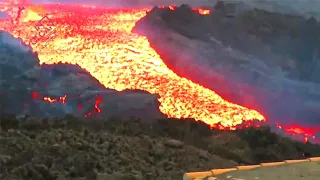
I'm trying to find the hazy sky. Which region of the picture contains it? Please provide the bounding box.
[1,0,319,14]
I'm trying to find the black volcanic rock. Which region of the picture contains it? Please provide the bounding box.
[133,2,320,128]
[134,2,320,82]
[0,31,164,120]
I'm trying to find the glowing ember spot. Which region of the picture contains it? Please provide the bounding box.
[276,123,318,143]
[60,95,66,104]
[84,96,102,117]
[43,95,66,104]
[157,5,211,16]
[43,97,57,103]
[32,91,39,99]
[32,92,67,104]
[94,96,102,113]
[168,5,176,10]
[196,9,211,15]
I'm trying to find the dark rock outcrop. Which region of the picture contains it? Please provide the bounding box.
[132,2,320,126]
[0,31,165,120]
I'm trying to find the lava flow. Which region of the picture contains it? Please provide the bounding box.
[0,3,318,142]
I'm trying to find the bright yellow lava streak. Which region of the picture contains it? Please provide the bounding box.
[0,4,265,129]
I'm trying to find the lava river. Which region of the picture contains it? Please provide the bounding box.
[0,3,318,142]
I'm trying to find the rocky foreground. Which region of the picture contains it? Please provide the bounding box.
[1,115,320,180]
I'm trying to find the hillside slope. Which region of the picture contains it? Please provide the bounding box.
[1,115,320,180]
[133,2,320,135]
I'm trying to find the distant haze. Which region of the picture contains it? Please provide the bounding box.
[1,0,319,15]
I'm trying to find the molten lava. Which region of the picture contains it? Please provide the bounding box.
[0,3,318,142]
[0,3,264,127]
[32,92,66,104]
[160,5,211,15]
[20,7,43,22]
[84,96,102,118]
[43,95,66,104]
[276,123,319,143]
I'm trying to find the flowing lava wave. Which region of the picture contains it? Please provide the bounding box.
[0,2,318,143]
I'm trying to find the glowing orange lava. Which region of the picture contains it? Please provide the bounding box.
[276,123,318,143]
[0,3,264,128]
[43,95,67,104]
[197,9,211,15]
[0,3,318,142]
[159,5,211,15]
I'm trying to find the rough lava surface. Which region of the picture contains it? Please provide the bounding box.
[0,31,164,119]
[133,3,320,128]
[0,1,319,142]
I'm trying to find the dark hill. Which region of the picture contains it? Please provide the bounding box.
[1,115,320,180]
